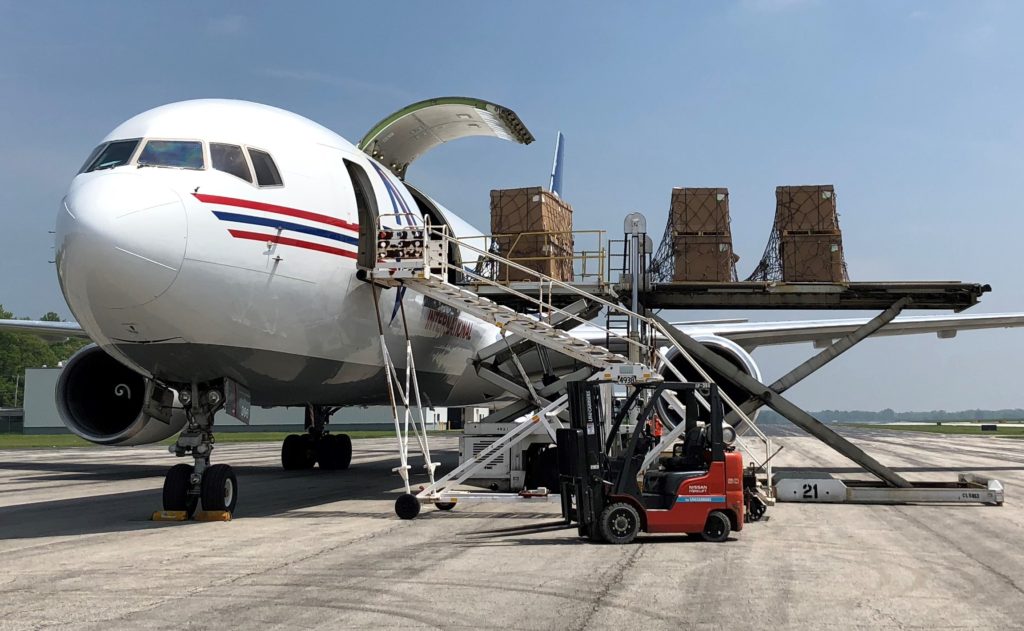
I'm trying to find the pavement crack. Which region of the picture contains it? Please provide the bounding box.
[570,543,645,631]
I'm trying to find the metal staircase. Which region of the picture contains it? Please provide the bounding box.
[367,215,779,517]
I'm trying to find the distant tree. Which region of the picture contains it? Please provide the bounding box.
[0,304,88,407]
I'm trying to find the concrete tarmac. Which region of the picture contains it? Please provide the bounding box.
[1,430,1023,630]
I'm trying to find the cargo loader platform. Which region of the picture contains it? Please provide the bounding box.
[460,280,617,311]
[633,281,990,312]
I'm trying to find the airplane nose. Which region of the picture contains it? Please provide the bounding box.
[57,174,188,310]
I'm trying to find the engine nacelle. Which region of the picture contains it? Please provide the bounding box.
[656,334,762,423]
[56,344,187,445]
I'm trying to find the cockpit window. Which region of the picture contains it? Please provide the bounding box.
[211,143,252,182]
[137,140,204,169]
[247,148,283,187]
[82,139,141,173]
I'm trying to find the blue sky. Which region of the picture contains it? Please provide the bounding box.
[1,0,1022,410]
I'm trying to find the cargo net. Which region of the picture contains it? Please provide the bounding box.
[746,185,849,283]
[650,188,738,283]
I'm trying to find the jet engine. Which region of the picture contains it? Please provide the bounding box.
[56,345,187,445]
[656,334,762,423]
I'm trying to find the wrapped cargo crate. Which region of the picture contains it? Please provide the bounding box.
[490,187,574,281]
[746,184,849,282]
[776,185,838,232]
[781,233,845,282]
[672,235,737,282]
[670,187,731,235]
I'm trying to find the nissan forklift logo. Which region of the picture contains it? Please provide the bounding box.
[689,484,709,494]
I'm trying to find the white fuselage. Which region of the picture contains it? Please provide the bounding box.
[56,99,506,407]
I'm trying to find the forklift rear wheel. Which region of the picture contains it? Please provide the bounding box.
[435,501,456,511]
[395,493,421,520]
[599,502,641,544]
[701,510,731,542]
[746,497,767,522]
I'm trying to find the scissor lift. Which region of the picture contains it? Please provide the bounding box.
[366,214,1005,519]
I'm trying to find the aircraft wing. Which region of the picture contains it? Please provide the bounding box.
[0,319,89,340]
[679,313,1024,351]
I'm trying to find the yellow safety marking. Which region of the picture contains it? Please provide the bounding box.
[437,498,458,505]
[151,510,188,522]
[194,511,233,522]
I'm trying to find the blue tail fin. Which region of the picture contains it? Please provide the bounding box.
[548,131,565,198]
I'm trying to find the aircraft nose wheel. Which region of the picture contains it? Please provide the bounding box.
[201,464,238,513]
[162,463,199,517]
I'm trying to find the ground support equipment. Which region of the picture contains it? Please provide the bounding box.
[774,472,1004,505]
[559,380,745,543]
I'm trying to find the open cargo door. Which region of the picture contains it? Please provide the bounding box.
[358,97,535,179]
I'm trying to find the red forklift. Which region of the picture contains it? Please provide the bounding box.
[557,380,745,544]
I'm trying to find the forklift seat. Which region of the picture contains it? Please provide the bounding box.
[644,469,707,496]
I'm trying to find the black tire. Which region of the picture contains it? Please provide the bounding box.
[395,493,421,520]
[335,433,352,470]
[162,463,198,517]
[315,435,339,470]
[598,502,641,544]
[747,497,767,522]
[201,464,238,513]
[701,510,731,542]
[435,501,456,511]
[316,434,354,470]
[282,434,315,470]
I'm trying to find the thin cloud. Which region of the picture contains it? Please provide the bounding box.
[261,68,410,99]
[206,15,247,36]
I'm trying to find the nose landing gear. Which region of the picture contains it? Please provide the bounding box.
[160,383,238,517]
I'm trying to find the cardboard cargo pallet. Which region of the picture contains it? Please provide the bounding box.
[651,187,738,282]
[670,187,732,235]
[747,184,849,283]
[490,187,574,281]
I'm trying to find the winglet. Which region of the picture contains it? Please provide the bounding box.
[548,131,565,197]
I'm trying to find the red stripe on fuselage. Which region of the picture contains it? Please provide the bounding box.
[228,229,358,259]
[193,193,359,232]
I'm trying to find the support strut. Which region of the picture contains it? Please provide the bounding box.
[652,314,912,489]
[726,297,911,430]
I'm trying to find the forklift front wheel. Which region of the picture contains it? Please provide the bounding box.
[599,502,641,544]
[701,510,731,542]
[435,501,456,511]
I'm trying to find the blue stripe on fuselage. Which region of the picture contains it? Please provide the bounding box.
[212,211,358,246]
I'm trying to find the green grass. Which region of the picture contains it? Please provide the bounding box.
[0,430,456,449]
[842,422,1024,438]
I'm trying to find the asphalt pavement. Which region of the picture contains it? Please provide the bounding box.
[1,429,1022,630]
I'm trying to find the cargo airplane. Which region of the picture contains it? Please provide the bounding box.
[3,97,1023,516]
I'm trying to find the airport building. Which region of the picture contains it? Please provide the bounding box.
[20,368,453,433]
